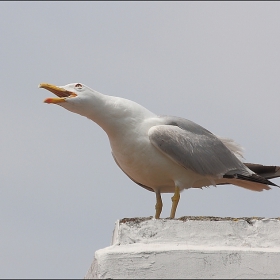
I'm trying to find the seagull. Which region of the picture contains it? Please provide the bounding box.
[39,83,280,219]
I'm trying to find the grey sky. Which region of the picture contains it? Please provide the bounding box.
[1,1,280,278]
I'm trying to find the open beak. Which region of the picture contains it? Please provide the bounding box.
[39,83,77,104]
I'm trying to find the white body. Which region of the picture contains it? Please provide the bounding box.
[40,82,278,197]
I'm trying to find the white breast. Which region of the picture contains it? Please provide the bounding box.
[109,117,204,193]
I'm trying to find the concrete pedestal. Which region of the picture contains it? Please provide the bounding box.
[85,216,280,279]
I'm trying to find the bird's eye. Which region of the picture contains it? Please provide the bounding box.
[75,83,83,88]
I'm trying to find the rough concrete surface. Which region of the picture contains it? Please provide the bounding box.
[85,216,280,279]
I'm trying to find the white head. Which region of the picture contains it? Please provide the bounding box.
[39,82,156,136]
[39,82,106,117]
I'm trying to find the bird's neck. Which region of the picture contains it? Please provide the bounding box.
[77,93,156,138]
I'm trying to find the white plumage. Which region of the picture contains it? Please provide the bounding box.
[39,82,280,218]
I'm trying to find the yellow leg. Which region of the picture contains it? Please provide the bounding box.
[155,191,163,219]
[170,186,180,219]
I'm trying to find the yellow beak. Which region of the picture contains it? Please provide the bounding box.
[39,83,77,104]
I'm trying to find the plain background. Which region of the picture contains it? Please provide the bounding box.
[1,1,280,278]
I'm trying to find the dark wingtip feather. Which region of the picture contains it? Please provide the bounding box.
[223,173,279,187]
[244,163,280,180]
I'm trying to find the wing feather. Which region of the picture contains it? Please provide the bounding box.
[148,117,249,177]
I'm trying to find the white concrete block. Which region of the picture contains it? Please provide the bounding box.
[85,217,280,279]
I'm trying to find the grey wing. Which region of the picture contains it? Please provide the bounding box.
[148,116,249,177]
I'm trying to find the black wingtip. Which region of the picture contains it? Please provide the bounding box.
[223,173,279,187]
[244,163,280,180]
